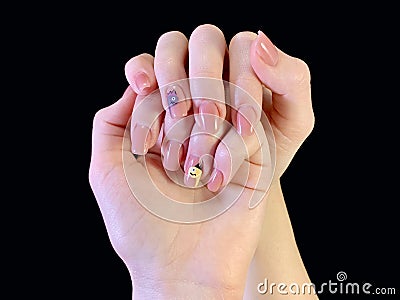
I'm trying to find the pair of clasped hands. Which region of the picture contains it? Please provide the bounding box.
[89,24,315,299]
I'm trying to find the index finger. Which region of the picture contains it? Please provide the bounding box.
[229,31,263,137]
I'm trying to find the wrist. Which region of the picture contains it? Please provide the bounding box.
[126,249,248,299]
[132,279,243,299]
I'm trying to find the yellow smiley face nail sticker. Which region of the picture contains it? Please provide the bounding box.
[188,163,202,187]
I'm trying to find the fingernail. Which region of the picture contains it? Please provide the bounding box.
[185,164,203,187]
[131,124,152,155]
[197,101,220,133]
[184,155,200,174]
[167,88,187,118]
[184,155,201,187]
[255,30,279,66]
[185,163,203,188]
[134,72,151,94]
[237,105,258,136]
[207,169,223,192]
[162,140,183,171]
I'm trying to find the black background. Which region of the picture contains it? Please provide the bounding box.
[18,3,399,299]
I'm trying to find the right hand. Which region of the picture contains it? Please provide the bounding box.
[125,24,314,191]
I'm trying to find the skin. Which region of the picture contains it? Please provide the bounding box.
[89,24,317,299]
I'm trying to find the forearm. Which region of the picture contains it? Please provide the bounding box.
[244,181,319,300]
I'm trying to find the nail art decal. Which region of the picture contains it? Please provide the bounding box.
[167,89,179,106]
[166,86,187,118]
[188,163,202,187]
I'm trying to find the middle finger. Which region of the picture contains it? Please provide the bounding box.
[184,24,227,187]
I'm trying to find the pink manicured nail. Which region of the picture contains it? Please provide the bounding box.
[184,172,198,188]
[131,124,152,155]
[167,89,187,118]
[184,164,203,187]
[184,155,200,174]
[207,169,223,192]
[255,30,279,66]
[162,140,183,171]
[134,72,151,94]
[184,155,201,187]
[170,101,187,119]
[197,101,220,133]
[236,105,258,136]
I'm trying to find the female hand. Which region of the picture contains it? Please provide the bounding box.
[90,25,269,299]
[89,24,314,299]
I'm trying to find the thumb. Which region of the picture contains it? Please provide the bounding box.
[89,86,141,218]
[90,86,136,163]
[250,30,314,139]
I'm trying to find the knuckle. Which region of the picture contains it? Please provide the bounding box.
[235,74,258,85]
[304,113,315,137]
[157,31,187,47]
[190,24,224,38]
[299,113,315,140]
[229,31,257,48]
[154,57,183,73]
[288,113,315,143]
[124,53,152,72]
[124,56,136,72]
[290,58,311,88]
[92,107,107,129]
[190,67,222,79]
[88,162,98,191]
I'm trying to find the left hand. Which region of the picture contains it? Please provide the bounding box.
[89,25,272,299]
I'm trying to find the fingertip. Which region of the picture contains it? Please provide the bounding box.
[250,33,312,96]
[252,30,279,67]
[196,100,222,133]
[162,140,183,171]
[124,53,156,96]
[235,105,258,137]
[213,141,233,187]
[189,23,225,41]
[131,123,152,155]
[207,169,223,192]
[132,71,152,95]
